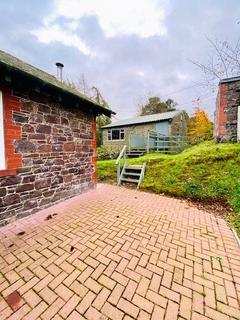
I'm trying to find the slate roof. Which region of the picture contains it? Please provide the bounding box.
[0,50,114,116]
[103,110,181,128]
[220,75,240,84]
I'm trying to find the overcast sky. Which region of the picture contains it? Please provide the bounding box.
[0,0,239,119]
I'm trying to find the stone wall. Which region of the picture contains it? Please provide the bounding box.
[170,112,189,137]
[215,80,240,142]
[0,88,96,226]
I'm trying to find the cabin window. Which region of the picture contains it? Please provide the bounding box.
[108,128,125,140]
[0,91,5,169]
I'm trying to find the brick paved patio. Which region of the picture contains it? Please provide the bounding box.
[0,184,240,320]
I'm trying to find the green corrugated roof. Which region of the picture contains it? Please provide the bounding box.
[0,50,114,116]
[103,110,181,128]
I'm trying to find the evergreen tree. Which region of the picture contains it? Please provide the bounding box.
[138,96,177,116]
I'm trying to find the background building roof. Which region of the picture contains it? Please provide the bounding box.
[103,110,181,128]
[220,75,240,84]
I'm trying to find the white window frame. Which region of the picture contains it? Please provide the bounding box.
[107,128,125,141]
[0,91,5,170]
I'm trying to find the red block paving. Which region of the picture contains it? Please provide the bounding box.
[0,184,239,319]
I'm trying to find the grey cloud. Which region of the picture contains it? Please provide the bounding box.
[0,0,240,118]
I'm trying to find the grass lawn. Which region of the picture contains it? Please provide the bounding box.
[97,141,240,235]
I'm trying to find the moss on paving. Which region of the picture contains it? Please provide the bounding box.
[97,141,240,236]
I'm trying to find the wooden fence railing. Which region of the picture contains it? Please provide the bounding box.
[147,131,187,154]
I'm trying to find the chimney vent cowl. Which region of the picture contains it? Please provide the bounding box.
[56,62,64,82]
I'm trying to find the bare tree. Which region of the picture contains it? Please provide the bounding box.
[66,74,93,97]
[65,77,111,146]
[190,37,240,89]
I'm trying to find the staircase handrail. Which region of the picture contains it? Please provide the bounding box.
[137,162,146,189]
[116,145,127,183]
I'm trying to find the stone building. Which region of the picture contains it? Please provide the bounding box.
[215,76,240,142]
[102,110,188,153]
[0,50,113,225]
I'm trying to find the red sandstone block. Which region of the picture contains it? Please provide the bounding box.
[0,169,16,177]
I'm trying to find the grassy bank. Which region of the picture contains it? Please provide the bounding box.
[97,141,240,235]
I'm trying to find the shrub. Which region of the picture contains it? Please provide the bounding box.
[97,146,118,160]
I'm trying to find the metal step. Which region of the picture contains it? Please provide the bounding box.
[123,172,141,177]
[126,154,144,158]
[121,178,139,183]
[125,165,143,170]
[126,152,144,154]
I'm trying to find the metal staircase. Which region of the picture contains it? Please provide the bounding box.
[116,146,146,189]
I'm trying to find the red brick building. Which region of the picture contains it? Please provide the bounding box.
[0,50,113,226]
[214,76,240,142]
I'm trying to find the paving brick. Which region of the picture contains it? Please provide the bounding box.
[48,271,68,290]
[39,297,65,320]
[165,300,179,320]
[116,258,129,273]
[69,280,89,298]
[151,305,165,320]
[136,265,152,279]
[39,286,58,304]
[23,301,48,320]
[136,277,150,297]
[159,285,180,303]
[216,283,228,304]
[91,263,106,280]
[92,287,111,310]
[63,269,81,286]
[161,270,173,288]
[4,270,21,284]
[76,291,96,314]
[192,311,212,320]
[138,310,151,320]
[128,256,139,270]
[216,301,240,318]
[205,306,230,320]
[102,301,124,320]
[108,283,125,305]
[67,311,86,320]
[179,295,192,319]
[192,291,204,315]
[205,287,217,309]
[59,294,80,318]
[149,273,161,292]
[172,282,192,298]
[77,266,94,283]
[85,306,108,320]
[98,274,116,290]
[0,184,239,320]
[117,298,139,318]
[18,277,39,295]
[55,283,74,302]
[132,293,154,313]
[123,279,138,300]
[111,271,129,286]
[23,289,41,308]
[84,256,100,269]
[6,304,31,320]
[146,290,167,308]
[224,280,238,299]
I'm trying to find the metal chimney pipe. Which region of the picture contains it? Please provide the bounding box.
[56,62,64,82]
